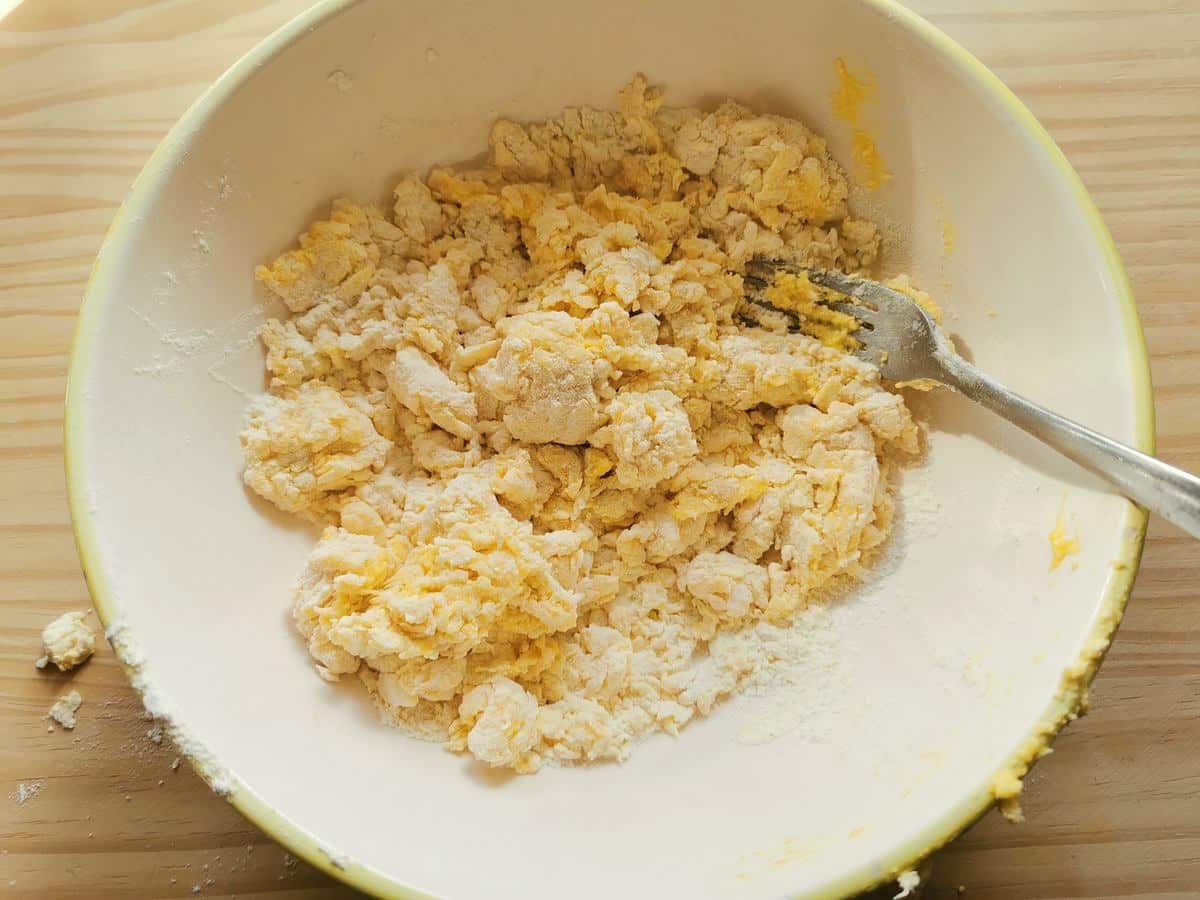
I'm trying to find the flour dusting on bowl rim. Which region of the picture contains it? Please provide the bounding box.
[64,0,1152,896]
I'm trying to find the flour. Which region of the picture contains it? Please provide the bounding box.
[128,302,265,395]
[893,456,943,542]
[129,306,214,359]
[731,607,842,746]
[132,357,182,378]
[205,305,267,396]
[11,780,44,805]
[104,617,235,797]
[161,329,214,355]
[894,869,920,898]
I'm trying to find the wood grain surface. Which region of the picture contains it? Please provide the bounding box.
[1,1,1197,897]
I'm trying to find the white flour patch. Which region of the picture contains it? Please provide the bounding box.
[731,607,842,746]
[128,302,265,392]
[893,457,943,543]
[132,355,183,378]
[11,780,44,805]
[105,617,235,798]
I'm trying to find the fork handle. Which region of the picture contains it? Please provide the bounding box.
[935,350,1200,539]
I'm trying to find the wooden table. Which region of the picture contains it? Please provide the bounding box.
[2,1,1197,897]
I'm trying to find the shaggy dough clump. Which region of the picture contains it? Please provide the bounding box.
[48,690,83,730]
[243,77,923,772]
[36,611,95,671]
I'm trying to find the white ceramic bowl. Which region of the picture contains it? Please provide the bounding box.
[67,1,1152,897]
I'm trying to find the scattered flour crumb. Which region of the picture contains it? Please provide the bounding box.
[37,611,95,671]
[146,725,164,744]
[132,356,184,378]
[192,229,211,254]
[159,328,214,355]
[104,615,235,796]
[894,869,920,898]
[12,780,44,805]
[171,757,182,770]
[48,690,83,730]
[128,301,264,389]
[327,69,354,92]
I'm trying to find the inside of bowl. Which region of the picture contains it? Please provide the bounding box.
[73,1,1147,897]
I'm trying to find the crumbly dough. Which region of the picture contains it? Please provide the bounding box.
[36,611,95,672]
[48,690,83,730]
[243,77,923,772]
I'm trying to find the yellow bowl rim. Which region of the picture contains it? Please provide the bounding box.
[63,0,1154,896]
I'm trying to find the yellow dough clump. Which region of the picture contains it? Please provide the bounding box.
[36,611,95,672]
[242,77,926,772]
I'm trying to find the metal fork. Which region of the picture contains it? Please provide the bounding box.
[746,260,1200,539]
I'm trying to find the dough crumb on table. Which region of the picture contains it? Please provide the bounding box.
[242,76,930,773]
[35,610,95,671]
[894,869,921,899]
[48,689,83,730]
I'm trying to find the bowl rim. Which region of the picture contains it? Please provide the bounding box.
[64,0,1154,897]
